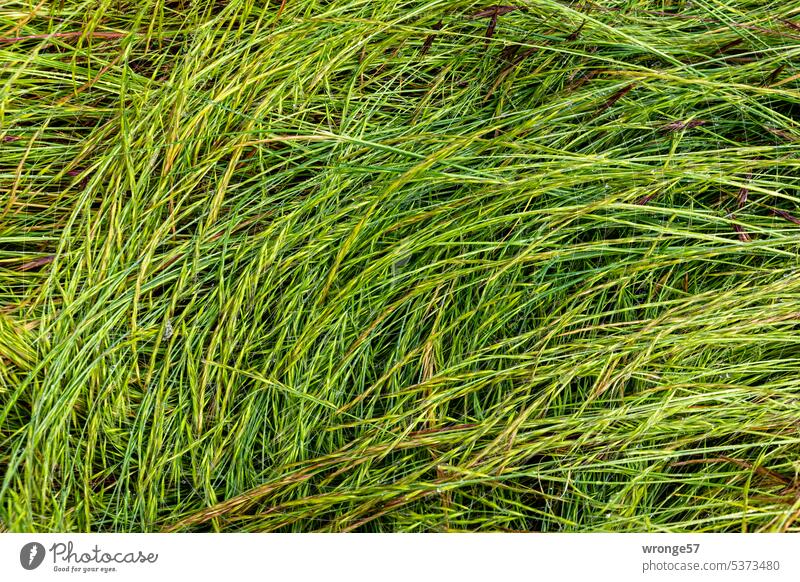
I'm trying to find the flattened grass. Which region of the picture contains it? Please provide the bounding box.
[2,0,800,531]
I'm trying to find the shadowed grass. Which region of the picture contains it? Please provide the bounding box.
[2,0,800,532]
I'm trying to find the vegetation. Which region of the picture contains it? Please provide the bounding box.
[2,0,800,532]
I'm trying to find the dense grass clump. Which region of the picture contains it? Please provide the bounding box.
[2,0,800,532]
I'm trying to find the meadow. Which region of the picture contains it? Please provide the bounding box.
[1,0,800,532]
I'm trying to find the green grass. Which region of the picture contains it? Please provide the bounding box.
[2,0,800,532]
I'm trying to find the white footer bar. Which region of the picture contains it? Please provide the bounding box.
[1,533,797,581]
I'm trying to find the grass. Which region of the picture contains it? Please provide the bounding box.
[1,0,800,532]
